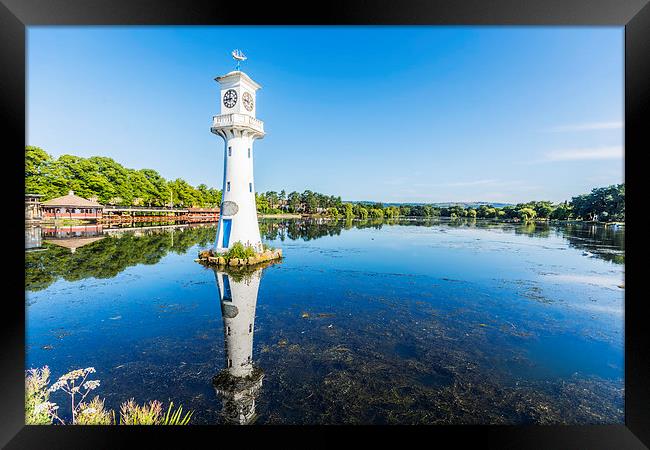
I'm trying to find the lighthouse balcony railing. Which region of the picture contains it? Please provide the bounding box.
[212,113,264,133]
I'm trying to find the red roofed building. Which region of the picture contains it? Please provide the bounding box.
[41,191,104,221]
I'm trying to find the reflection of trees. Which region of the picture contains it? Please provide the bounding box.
[25,226,216,292]
[560,223,624,264]
[512,221,623,263]
[513,222,551,239]
[27,219,623,293]
[259,218,624,265]
[259,219,345,242]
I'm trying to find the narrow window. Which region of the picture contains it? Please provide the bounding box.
[249,182,253,193]
[227,181,231,192]
[248,148,251,158]
[227,358,232,368]
[227,326,231,336]
[223,276,232,301]
[228,146,232,156]
[248,323,253,333]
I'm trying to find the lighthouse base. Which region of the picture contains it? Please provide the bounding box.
[196,248,282,268]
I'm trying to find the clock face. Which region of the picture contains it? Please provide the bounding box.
[242,92,254,112]
[223,89,237,108]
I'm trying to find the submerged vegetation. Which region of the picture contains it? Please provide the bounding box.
[25,366,192,425]
[25,217,624,425]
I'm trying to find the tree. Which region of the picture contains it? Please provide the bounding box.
[25,147,222,208]
[344,203,354,219]
[369,208,384,218]
[327,207,340,217]
[517,207,537,221]
[550,201,572,220]
[570,184,624,221]
[301,190,318,214]
[265,191,279,209]
[288,191,301,212]
[256,193,270,213]
[532,201,554,219]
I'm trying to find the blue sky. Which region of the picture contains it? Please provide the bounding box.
[27,26,624,203]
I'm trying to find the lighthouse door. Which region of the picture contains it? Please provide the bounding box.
[222,219,232,248]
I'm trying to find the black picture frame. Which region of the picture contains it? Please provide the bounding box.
[2,0,647,447]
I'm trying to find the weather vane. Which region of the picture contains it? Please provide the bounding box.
[231,49,247,71]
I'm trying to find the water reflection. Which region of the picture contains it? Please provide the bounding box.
[212,267,266,425]
[25,218,624,424]
[260,218,623,264]
[561,223,625,264]
[25,226,43,251]
[26,219,625,293]
[25,224,215,292]
[25,219,624,293]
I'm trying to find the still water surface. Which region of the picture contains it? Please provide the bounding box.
[25,218,624,424]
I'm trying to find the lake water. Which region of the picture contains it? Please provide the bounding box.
[25,218,625,424]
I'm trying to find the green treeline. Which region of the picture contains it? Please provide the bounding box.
[26,147,221,207]
[257,185,624,223]
[27,147,623,222]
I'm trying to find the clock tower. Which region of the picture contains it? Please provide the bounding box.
[211,59,265,253]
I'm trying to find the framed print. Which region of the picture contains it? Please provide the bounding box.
[2,0,648,448]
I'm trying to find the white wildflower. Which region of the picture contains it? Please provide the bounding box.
[83,380,100,390]
[34,401,58,415]
[48,380,64,393]
[33,402,47,415]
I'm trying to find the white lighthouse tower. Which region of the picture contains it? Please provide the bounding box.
[211,50,265,253]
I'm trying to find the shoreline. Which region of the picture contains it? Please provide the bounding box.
[257,213,302,219]
[255,214,625,226]
[27,215,625,227]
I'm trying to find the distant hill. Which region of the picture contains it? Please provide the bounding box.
[350,201,513,208]
[431,201,513,208]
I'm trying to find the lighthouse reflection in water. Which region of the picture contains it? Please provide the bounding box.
[212,266,266,425]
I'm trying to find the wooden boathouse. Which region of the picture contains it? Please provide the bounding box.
[30,191,219,224]
[40,191,104,221]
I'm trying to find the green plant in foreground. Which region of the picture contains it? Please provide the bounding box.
[119,398,192,425]
[25,367,193,425]
[25,366,56,425]
[76,396,114,425]
[120,398,163,425]
[161,402,193,425]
